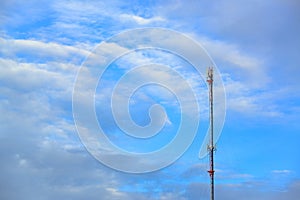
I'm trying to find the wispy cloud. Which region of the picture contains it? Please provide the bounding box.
[0,37,90,62]
[1,0,299,199]
[119,14,165,25]
[272,170,292,175]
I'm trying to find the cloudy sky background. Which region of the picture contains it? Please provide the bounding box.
[1,0,300,199]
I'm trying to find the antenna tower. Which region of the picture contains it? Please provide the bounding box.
[207,67,215,200]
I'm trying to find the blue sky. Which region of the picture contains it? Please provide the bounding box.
[1,0,300,199]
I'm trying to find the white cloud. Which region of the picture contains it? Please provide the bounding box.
[188,34,270,88]
[0,58,77,97]
[272,170,292,174]
[1,1,299,199]
[224,73,283,117]
[185,179,300,200]
[0,37,90,62]
[120,14,165,25]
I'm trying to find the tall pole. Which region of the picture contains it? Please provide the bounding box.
[207,67,215,200]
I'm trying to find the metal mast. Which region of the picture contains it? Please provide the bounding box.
[207,67,215,200]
